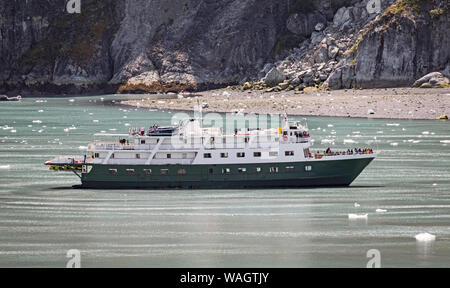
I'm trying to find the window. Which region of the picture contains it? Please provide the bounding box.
[305,166,312,172]
[167,154,171,159]
[285,166,295,172]
[178,169,187,175]
[254,152,262,157]
[269,151,278,157]
[285,151,294,156]
[140,140,146,144]
[245,137,249,143]
[182,153,188,159]
[220,153,228,158]
[209,168,214,174]
[143,169,152,175]
[255,167,262,173]
[108,169,118,175]
[136,154,141,159]
[160,169,169,175]
[204,153,212,159]
[237,152,245,158]
[238,168,247,174]
[94,153,100,158]
[269,167,279,173]
[126,169,135,175]
[111,153,115,159]
[222,168,231,174]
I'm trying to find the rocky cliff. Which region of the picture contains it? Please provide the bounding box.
[0,0,448,95]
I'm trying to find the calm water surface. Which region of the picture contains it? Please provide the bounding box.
[0,95,449,267]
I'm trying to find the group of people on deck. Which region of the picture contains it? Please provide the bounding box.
[314,147,374,158]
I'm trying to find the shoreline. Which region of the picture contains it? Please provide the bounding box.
[120,87,450,120]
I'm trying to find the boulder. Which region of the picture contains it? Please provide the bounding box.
[314,44,329,63]
[328,46,339,59]
[437,114,448,120]
[333,7,352,28]
[412,72,450,88]
[263,68,286,87]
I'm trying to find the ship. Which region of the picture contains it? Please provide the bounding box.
[45,116,376,189]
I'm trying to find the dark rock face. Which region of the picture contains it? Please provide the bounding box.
[0,0,290,95]
[0,0,449,95]
[326,0,450,89]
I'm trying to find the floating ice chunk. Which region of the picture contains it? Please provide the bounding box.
[390,143,399,146]
[376,209,387,213]
[422,131,430,135]
[0,165,11,170]
[328,124,334,127]
[440,140,450,144]
[93,120,99,123]
[11,130,17,133]
[432,183,437,186]
[321,139,334,144]
[78,146,88,150]
[386,123,400,126]
[69,99,75,102]
[344,139,357,144]
[415,233,436,242]
[348,213,368,220]
[32,120,42,124]
[354,202,360,208]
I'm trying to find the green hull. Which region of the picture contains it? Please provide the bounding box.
[80,157,375,189]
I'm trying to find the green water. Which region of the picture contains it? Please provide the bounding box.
[0,95,449,268]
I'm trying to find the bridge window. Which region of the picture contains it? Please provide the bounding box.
[126,169,135,175]
[221,153,228,158]
[167,154,171,159]
[140,140,146,144]
[237,152,245,158]
[285,151,294,156]
[204,153,212,159]
[94,153,100,158]
[254,152,261,157]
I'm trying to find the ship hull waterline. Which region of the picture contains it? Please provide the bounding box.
[78,157,375,189]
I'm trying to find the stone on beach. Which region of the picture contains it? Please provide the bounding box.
[413,72,450,89]
[263,68,286,87]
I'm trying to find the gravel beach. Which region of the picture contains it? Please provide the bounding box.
[121,88,450,120]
